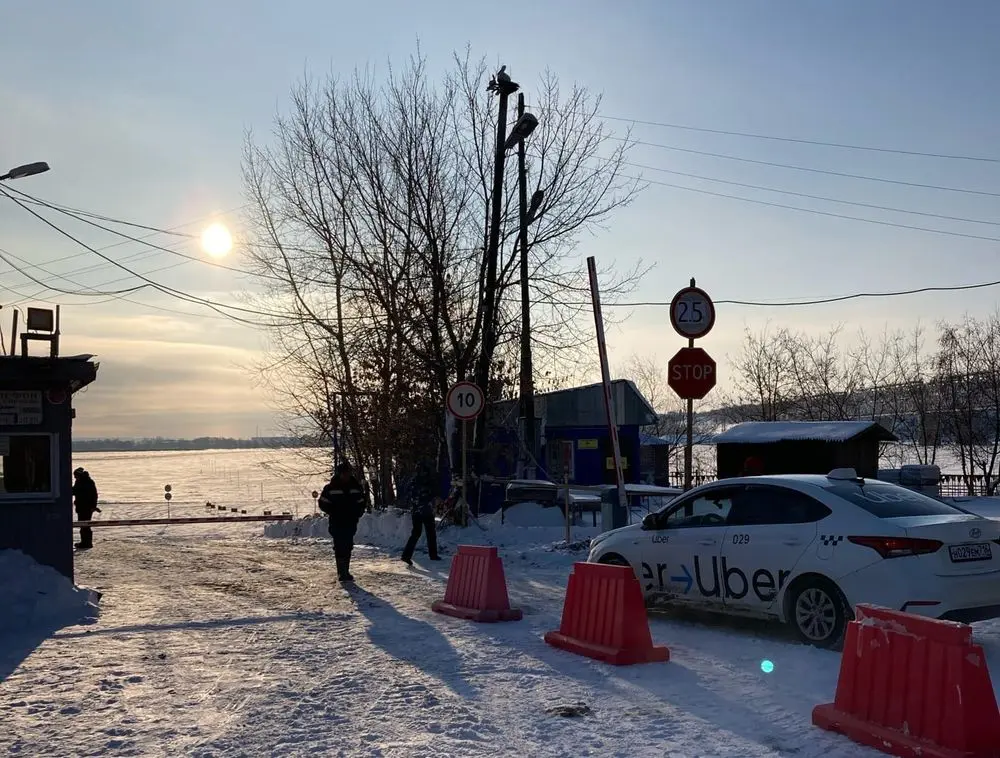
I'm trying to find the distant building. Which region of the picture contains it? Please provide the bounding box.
[473,380,657,513]
[714,420,897,480]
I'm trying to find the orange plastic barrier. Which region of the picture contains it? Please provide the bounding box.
[544,562,669,666]
[432,545,522,622]
[813,603,1000,758]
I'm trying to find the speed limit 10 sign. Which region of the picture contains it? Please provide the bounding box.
[446,381,485,420]
[670,285,716,340]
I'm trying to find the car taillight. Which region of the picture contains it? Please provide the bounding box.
[848,536,943,559]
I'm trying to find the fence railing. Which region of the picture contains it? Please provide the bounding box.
[661,472,994,499]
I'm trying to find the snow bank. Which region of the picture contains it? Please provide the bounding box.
[264,506,603,555]
[0,550,100,634]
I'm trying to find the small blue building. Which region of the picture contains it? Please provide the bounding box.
[0,354,99,580]
[473,380,657,513]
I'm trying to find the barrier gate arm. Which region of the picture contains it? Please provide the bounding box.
[72,514,294,528]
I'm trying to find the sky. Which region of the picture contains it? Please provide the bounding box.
[1,0,998,438]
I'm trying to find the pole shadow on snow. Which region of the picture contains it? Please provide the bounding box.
[51,610,340,639]
[346,584,476,699]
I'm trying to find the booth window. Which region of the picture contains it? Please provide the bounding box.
[0,435,53,495]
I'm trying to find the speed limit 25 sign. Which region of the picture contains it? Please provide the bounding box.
[446,381,485,421]
[670,285,715,340]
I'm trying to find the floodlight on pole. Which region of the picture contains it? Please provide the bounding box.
[0,161,50,182]
[504,113,539,150]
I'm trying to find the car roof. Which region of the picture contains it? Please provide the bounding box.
[698,474,855,490]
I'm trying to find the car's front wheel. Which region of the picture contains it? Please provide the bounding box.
[787,577,850,649]
[596,553,630,567]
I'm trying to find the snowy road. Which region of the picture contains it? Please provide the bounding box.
[4,525,999,756]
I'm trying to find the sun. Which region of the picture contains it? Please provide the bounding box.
[201,222,233,259]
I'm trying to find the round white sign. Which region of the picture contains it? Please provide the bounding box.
[670,286,716,339]
[447,381,485,420]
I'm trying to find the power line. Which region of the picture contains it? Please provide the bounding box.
[614,138,1000,199]
[626,162,1000,227]
[628,173,1000,243]
[577,110,1000,163]
[0,186,301,327]
[606,278,1000,309]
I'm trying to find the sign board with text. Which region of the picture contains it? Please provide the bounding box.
[668,347,717,400]
[0,391,43,425]
[670,286,716,340]
[446,381,485,421]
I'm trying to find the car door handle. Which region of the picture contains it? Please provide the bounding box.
[782,539,803,546]
[698,538,717,546]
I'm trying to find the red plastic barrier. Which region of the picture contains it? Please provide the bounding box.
[813,603,1000,758]
[432,545,522,622]
[544,562,669,666]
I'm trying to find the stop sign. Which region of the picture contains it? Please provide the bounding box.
[668,347,717,400]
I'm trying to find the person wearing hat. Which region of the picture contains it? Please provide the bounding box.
[317,461,368,582]
[72,468,101,550]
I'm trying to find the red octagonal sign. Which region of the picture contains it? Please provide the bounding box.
[668,346,717,400]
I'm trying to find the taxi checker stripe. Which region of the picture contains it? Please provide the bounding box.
[820,535,844,546]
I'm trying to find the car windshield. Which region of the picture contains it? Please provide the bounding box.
[825,481,968,519]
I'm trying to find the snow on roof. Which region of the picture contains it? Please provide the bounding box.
[713,421,892,444]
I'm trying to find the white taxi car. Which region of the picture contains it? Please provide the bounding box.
[586,468,1000,648]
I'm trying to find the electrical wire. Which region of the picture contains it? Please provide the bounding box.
[605,278,1000,309]
[614,138,1000,199]
[627,173,1000,243]
[553,109,1000,163]
[0,186,303,327]
[625,162,1000,227]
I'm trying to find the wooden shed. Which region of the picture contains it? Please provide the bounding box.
[714,421,897,480]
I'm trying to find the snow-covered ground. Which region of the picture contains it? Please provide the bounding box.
[2,499,998,756]
[3,451,1000,756]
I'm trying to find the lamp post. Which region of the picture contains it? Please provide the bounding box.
[472,66,520,468]
[512,93,543,478]
[0,162,50,182]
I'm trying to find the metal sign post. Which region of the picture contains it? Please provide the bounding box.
[668,278,717,491]
[446,381,485,520]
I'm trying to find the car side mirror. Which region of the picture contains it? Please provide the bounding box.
[642,513,656,530]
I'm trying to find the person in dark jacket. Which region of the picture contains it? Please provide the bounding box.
[318,461,367,582]
[72,468,101,550]
[401,461,441,565]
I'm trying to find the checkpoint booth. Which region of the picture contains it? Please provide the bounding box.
[0,328,98,580]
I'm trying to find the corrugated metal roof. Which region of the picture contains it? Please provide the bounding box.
[713,420,896,444]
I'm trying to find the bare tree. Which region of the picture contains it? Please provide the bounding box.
[885,325,944,466]
[937,314,1000,493]
[622,352,715,473]
[240,50,643,494]
[721,325,798,422]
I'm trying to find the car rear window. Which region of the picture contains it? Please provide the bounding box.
[826,481,967,518]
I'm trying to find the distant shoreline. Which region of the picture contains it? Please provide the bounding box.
[72,438,319,453]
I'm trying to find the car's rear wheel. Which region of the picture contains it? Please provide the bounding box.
[788,577,850,649]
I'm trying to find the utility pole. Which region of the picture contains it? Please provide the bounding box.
[516,92,536,479]
[473,66,519,468]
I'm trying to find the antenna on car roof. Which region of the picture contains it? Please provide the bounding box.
[827,468,865,484]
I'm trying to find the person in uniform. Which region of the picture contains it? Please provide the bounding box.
[401,460,441,565]
[318,462,368,582]
[72,468,101,550]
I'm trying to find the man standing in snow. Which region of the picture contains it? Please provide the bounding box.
[318,462,368,582]
[72,468,101,551]
[401,460,441,565]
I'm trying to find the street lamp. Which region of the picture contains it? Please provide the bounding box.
[0,161,50,182]
[473,66,521,467]
[512,93,543,479]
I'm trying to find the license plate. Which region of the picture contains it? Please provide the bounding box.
[948,543,993,563]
